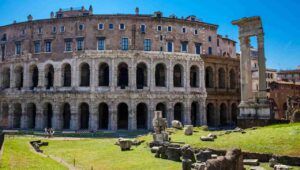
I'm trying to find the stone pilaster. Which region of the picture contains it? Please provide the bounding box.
[89,102,98,131]
[167,102,174,126]
[70,102,79,130]
[109,102,117,131]
[148,101,154,130]
[199,99,207,125]
[52,103,62,130]
[184,100,191,125]
[35,104,44,130]
[9,64,14,88]
[8,104,14,128]
[130,101,136,130]
[20,103,28,129]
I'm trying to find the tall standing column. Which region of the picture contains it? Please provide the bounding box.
[257,33,267,94]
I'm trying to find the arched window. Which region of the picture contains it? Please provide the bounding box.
[206,103,214,126]
[43,103,53,128]
[117,62,128,89]
[62,63,71,87]
[79,102,89,129]
[62,103,71,129]
[80,63,90,87]
[156,103,167,118]
[117,103,128,129]
[136,62,147,89]
[14,66,23,90]
[220,103,227,126]
[99,63,109,86]
[99,103,109,129]
[190,65,199,87]
[29,65,38,89]
[229,69,236,89]
[136,103,148,129]
[155,63,166,87]
[205,67,214,88]
[45,64,54,89]
[27,103,36,129]
[2,67,10,89]
[174,103,183,122]
[173,64,183,87]
[218,68,225,89]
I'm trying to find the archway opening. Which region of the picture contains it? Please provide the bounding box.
[27,103,36,129]
[205,67,214,88]
[231,103,238,125]
[45,65,54,89]
[117,103,128,129]
[136,63,147,89]
[80,103,89,129]
[156,103,167,118]
[15,66,23,90]
[137,103,147,129]
[1,103,9,128]
[30,65,39,89]
[2,67,10,89]
[190,65,199,88]
[99,103,109,129]
[174,103,183,122]
[62,103,71,129]
[155,63,166,87]
[117,63,128,89]
[99,63,109,86]
[218,68,226,89]
[220,103,228,126]
[191,102,198,126]
[207,103,214,126]
[43,103,53,128]
[62,64,71,87]
[173,64,183,87]
[80,63,90,87]
[229,69,236,89]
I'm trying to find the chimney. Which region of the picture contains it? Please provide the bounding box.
[135,7,139,15]
[50,11,54,19]
[27,14,33,21]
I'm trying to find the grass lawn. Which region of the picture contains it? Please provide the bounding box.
[0,123,299,169]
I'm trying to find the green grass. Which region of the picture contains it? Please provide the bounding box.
[0,123,300,170]
[0,136,66,170]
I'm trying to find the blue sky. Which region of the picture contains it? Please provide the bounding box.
[0,0,299,70]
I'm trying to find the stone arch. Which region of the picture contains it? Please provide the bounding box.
[174,102,184,122]
[1,67,10,89]
[45,64,54,89]
[99,62,109,86]
[62,63,71,87]
[43,102,53,128]
[229,69,236,89]
[156,102,167,118]
[190,65,199,88]
[231,103,238,125]
[136,103,148,129]
[117,102,128,130]
[29,64,39,89]
[136,62,147,89]
[99,102,109,129]
[62,103,71,129]
[206,103,215,126]
[220,103,228,126]
[27,103,37,129]
[218,68,226,89]
[155,63,166,87]
[205,66,214,88]
[117,62,128,88]
[79,102,90,129]
[14,65,23,90]
[191,101,199,126]
[173,64,184,87]
[80,62,90,87]
[1,103,9,128]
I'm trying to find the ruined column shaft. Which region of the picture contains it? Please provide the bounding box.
[257,33,267,94]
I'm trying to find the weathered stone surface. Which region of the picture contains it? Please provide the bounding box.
[191,162,206,170]
[274,164,291,170]
[181,144,196,163]
[206,148,243,170]
[291,109,300,123]
[269,157,278,168]
[184,125,193,135]
[196,150,212,162]
[118,139,132,151]
[200,136,214,141]
[151,146,159,153]
[243,159,259,166]
[172,120,183,129]
[166,146,182,161]
[207,133,217,139]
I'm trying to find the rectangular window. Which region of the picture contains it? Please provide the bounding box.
[144,39,151,51]
[60,26,65,32]
[77,38,84,51]
[45,41,52,53]
[79,24,84,31]
[119,23,125,30]
[15,42,21,55]
[208,36,212,42]
[34,41,41,53]
[109,23,114,30]
[52,26,56,33]
[195,43,201,54]
[217,39,220,46]
[98,23,104,30]
[157,25,162,31]
[182,27,186,33]
[208,47,212,55]
[121,37,129,51]
[141,24,146,33]
[168,26,172,32]
[38,27,43,34]
[167,42,173,52]
[98,38,105,51]
[181,42,188,52]
[65,40,72,52]
[194,29,198,35]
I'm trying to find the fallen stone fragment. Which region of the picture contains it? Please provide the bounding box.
[207,133,217,139]
[200,136,214,141]
[171,120,183,129]
[274,164,291,170]
[243,159,259,166]
[184,125,193,136]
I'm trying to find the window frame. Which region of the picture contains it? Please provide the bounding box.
[119,23,125,30]
[34,41,41,54]
[15,41,21,55]
[143,39,151,51]
[98,23,104,30]
[140,24,146,33]
[97,38,106,51]
[182,27,187,33]
[109,23,114,30]
[166,41,173,52]
[181,42,188,53]
[64,40,72,52]
[60,26,65,33]
[121,37,129,51]
[76,38,84,51]
[45,41,52,53]
[157,25,162,31]
[167,26,172,32]
[194,29,198,35]
[52,26,57,33]
[78,24,84,31]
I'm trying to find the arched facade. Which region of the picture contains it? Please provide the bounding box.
[80,63,90,87]
[155,63,166,87]
[218,68,226,89]
[117,62,128,88]
[62,63,71,87]
[98,63,109,86]
[205,66,214,88]
[45,64,54,89]
[173,64,183,87]
[136,62,147,89]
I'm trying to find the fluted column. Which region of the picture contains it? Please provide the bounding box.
[150,58,154,91]
[110,59,115,92]
[257,33,267,94]
[186,60,190,92]
[91,59,97,91]
[23,63,29,89]
[54,66,61,88]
